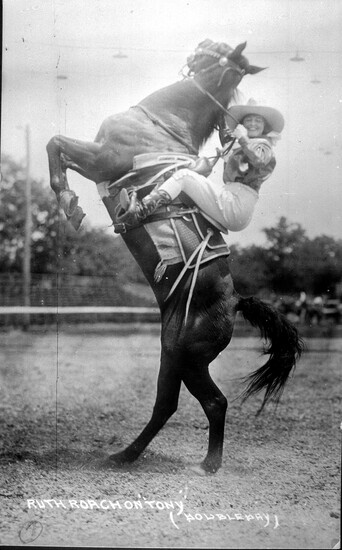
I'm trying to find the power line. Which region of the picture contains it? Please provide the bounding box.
[5,67,342,80]
[5,40,342,55]
[4,65,342,81]
[5,66,342,80]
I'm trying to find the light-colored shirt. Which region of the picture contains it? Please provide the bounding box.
[223,136,276,192]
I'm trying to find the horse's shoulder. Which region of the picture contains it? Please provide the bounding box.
[96,110,153,142]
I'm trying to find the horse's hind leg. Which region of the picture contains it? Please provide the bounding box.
[182,365,227,474]
[106,351,182,466]
[46,135,101,228]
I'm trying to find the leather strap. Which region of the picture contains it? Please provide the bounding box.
[113,207,199,234]
[132,105,198,155]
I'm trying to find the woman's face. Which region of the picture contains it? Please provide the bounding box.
[242,114,265,137]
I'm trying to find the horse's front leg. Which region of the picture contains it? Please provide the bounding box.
[46,135,102,229]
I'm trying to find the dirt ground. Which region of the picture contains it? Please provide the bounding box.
[0,323,340,548]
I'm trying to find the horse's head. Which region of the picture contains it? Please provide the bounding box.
[186,39,265,86]
[182,40,266,147]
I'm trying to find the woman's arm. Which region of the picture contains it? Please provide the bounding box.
[233,124,273,167]
[239,137,273,167]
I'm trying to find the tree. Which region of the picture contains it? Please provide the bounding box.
[262,216,308,294]
[0,154,146,284]
[228,243,269,295]
[262,217,342,296]
[2,155,341,301]
[0,154,60,272]
[296,235,342,295]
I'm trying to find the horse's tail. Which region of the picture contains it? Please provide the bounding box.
[236,296,305,412]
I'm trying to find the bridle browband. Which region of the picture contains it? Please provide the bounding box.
[186,46,246,80]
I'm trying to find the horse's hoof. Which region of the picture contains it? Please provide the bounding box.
[187,463,207,476]
[187,461,220,476]
[78,456,104,471]
[79,455,123,471]
[90,457,116,470]
[68,206,86,230]
[100,452,132,469]
[59,190,79,217]
[102,457,123,469]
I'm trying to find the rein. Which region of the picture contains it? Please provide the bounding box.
[190,77,241,125]
[179,51,245,141]
[184,57,244,127]
[133,53,244,157]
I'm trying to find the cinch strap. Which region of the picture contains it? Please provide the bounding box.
[164,228,214,325]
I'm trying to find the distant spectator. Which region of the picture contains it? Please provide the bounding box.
[312,296,324,325]
[296,291,308,323]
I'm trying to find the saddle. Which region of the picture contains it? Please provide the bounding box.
[97,153,230,318]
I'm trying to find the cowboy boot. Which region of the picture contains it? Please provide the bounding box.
[118,188,172,226]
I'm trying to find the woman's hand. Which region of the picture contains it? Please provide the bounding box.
[232,124,248,140]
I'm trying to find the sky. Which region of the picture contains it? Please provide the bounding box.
[2,0,342,247]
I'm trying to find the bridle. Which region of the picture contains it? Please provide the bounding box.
[132,47,244,157]
[185,46,246,80]
[181,47,245,125]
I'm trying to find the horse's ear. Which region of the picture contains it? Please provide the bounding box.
[246,65,267,74]
[197,38,214,50]
[229,41,247,59]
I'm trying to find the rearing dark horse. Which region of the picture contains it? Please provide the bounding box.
[47,40,303,474]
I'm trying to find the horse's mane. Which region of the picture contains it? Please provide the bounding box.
[142,41,247,151]
[197,88,242,148]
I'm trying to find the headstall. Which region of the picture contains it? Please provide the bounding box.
[181,47,245,126]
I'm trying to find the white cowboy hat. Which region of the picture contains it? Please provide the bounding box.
[226,99,285,134]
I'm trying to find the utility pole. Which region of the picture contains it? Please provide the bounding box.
[23,124,31,330]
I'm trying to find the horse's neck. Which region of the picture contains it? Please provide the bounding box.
[140,79,233,147]
[140,80,201,117]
